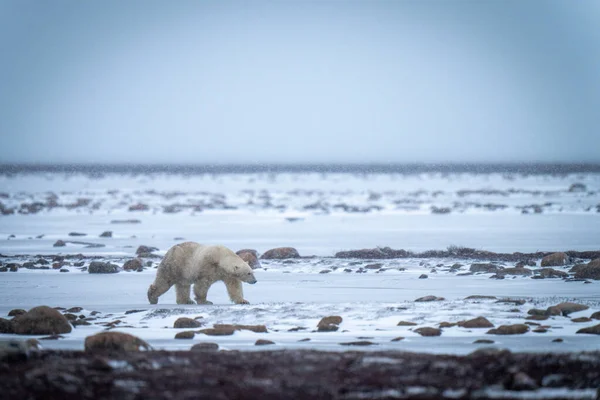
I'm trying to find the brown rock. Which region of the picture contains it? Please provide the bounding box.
[391,337,404,342]
[532,328,548,333]
[439,322,456,328]
[535,268,568,279]
[198,327,235,336]
[591,311,600,320]
[255,339,275,346]
[236,249,261,269]
[458,317,494,328]
[339,341,376,346]
[487,324,529,335]
[175,331,195,339]
[136,245,158,255]
[415,295,445,302]
[191,342,219,352]
[397,321,417,326]
[469,263,502,273]
[12,306,72,335]
[174,318,203,329]
[498,267,533,276]
[8,309,27,317]
[571,317,592,323]
[84,332,151,351]
[260,247,300,260]
[546,302,589,316]
[66,307,83,313]
[317,316,342,332]
[526,315,549,321]
[573,260,600,280]
[123,258,143,272]
[473,339,495,344]
[414,327,442,337]
[541,252,569,267]
[576,324,600,335]
[213,324,267,333]
[0,317,14,333]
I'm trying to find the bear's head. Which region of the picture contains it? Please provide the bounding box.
[223,255,257,284]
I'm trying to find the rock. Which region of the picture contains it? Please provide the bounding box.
[391,337,405,342]
[99,231,113,238]
[495,299,526,306]
[414,327,442,337]
[515,260,536,268]
[319,270,331,274]
[458,317,494,328]
[526,315,549,321]
[532,328,547,333]
[124,309,147,315]
[546,302,589,316]
[573,259,600,280]
[317,316,342,332]
[591,311,600,320]
[175,331,195,339]
[110,219,141,224]
[213,324,267,333]
[84,332,151,351]
[465,295,497,300]
[487,324,529,335]
[414,295,445,302]
[498,267,532,276]
[339,341,376,346]
[418,274,428,279]
[88,261,119,274]
[62,313,78,322]
[8,263,19,272]
[255,339,275,346]
[541,252,569,267]
[66,307,83,313]
[198,327,236,336]
[68,232,87,237]
[122,258,143,272]
[60,268,69,273]
[191,342,219,352]
[11,306,72,335]
[510,372,539,391]
[39,335,65,340]
[571,317,592,323]
[174,318,203,329]
[431,206,451,214]
[473,339,495,344]
[136,245,158,255]
[0,266,8,272]
[397,321,417,326]
[534,268,568,279]
[128,203,149,211]
[53,240,66,247]
[568,183,587,192]
[364,263,383,270]
[469,263,501,273]
[72,320,91,327]
[0,318,14,333]
[576,324,600,335]
[552,338,564,343]
[8,309,27,317]
[236,249,261,269]
[489,274,505,280]
[439,322,456,328]
[260,247,300,260]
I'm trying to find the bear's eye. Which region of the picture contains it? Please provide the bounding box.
[247,272,251,275]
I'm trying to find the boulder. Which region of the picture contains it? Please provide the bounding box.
[469,263,502,273]
[391,337,405,342]
[175,331,195,339]
[53,240,66,247]
[339,341,376,346]
[397,321,417,326]
[534,268,568,279]
[418,274,428,279]
[573,260,600,280]
[546,302,589,316]
[541,252,569,267]
[0,318,14,333]
[84,332,151,351]
[236,249,261,269]
[260,247,300,260]
[8,309,27,317]
[99,231,113,238]
[498,267,532,276]
[255,339,275,346]
[576,324,600,335]
[414,327,442,337]
[11,306,72,335]
[317,316,342,332]
[122,258,143,272]
[198,327,236,336]
[591,311,600,320]
[458,317,494,328]
[213,324,267,333]
[174,317,203,329]
[568,183,587,192]
[128,203,149,211]
[571,317,592,323]
[415,295,445,302]
[136,245,158,255]
[191,342,219,352]
[487,324,529,335]
[88,262,119,274]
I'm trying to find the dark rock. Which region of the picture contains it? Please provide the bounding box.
[11,306,72,335]
[53,240,66,247]
[526,315,549,321]
[8,263,19,272]
[552,338,564,342]
[458,317,494,328]
[418,274,428,279]
[571,317,592,323]
[175,331,195,339]
[473,339,494,344]
[99,231,113,238]
[568,182,587,192]
[88,261,119,274]
[128,203,149,211]
[319,269,331,274]
[255,339,275,346]
[213,324,267,333]
[0,317,14,333]
[339,341,376,346]
[335,247,409,259]
[465,295,497,300]
[591,311,600,320]
[123,258,143,272]
[414,327,442,336]
[72,320,91,327]
[39,335,65,340]
[487,324,529,335]
[84,332,151,351]
[0,266,8,272]
[431,206,451,214]
[68,232,87,237]
[63,313,78,322]
[191,342,219,352]
[498,267,532,276]
[397,321,417,326]
[173,317,203,329]
[260,247,300,259]
[236,249,261,269]
[573,259,600,280]
[532,328,547,333]
[515,260,536,268]
[66,307,83,313]
[469,263,502,273]
[60,268,69,272]
[124,309,147,315]
[535,268,568,279]
[364,263,383,270]
[541,252,569,267]
[576,324,600,335]
[489,274,505,279]
[391,337,404,342]
[439,322,456,328]
[547,302,589,316]
[8,309,27,317]
[317,316,342,332]
[495,298,526,305]
[415,295,445,302]
[136,245,158,255]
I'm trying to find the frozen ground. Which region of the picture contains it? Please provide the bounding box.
[0,170,599,355]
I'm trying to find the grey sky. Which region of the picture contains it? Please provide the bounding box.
[1,1,599,164]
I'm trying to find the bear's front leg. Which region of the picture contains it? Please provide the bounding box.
[224,278,249,304]
[193,279,213,305]
[175,283,195,304]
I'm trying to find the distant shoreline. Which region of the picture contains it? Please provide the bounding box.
[2,162,600,175]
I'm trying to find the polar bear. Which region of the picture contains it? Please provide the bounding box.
[147,242,257,305]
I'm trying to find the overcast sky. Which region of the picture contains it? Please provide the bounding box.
[1,1,599,164]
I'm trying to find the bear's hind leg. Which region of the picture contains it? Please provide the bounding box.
[147,280,173,304]
[175,283,195,304]
[224,278,249,305]
[193,279,213,305]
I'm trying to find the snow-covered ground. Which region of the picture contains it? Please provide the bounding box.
[1,171,599,354]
